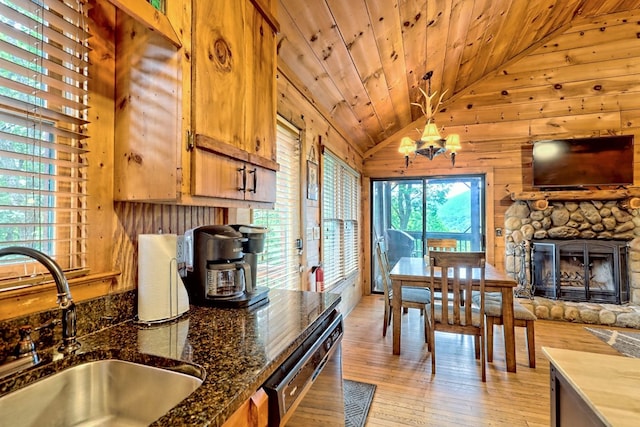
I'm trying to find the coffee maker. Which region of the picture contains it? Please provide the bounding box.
[183,225,269,308]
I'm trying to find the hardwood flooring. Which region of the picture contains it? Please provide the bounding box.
[341,295,623,426]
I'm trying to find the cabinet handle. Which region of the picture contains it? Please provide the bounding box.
[249,168,257,193]
[238,165,247,192]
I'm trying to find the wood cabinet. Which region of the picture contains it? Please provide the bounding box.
[190,0,278,204]
[113,0,279,207]
[223,388,268,427]
[192,135,277,203]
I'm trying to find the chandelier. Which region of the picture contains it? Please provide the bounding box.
[398,71,461,167]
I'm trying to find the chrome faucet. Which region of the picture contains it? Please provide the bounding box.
[0,247,80,353]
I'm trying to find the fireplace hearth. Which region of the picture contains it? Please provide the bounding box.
[532,239,628,304]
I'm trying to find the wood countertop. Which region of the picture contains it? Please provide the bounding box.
[542,346,640,427]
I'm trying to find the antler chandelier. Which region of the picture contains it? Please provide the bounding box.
[398,71,461,167]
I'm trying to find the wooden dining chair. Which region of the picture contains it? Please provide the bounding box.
[375,237,430,341]
[426,238,457,252]
[479,293,537,368]
[427,251,487,382]
[426,238,459,303]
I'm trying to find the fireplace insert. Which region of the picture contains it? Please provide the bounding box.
[531,239,629,304]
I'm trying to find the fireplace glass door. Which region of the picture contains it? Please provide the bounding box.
[532,239,628,304]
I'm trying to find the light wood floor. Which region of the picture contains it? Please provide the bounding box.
[341,295,623,427]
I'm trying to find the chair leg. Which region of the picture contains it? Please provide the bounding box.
[480,335,486,382]
[429,317,436,374]
[526,320,536,368]
[486,316,495,363]
[474,336,480,359]
[383,303,390,337]
[423,309,429,344]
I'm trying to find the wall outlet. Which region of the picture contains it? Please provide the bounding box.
[176,235,185,263]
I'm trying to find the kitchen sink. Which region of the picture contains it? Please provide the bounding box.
[0,359,203,427]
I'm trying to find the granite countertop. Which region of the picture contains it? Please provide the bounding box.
[542,346,640,427]
[0,289,341,426]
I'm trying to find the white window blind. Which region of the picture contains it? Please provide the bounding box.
[322,150,359,289]
[0,0,89,287]
[253,119,301,290]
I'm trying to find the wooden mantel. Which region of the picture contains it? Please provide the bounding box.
[511,188,640,201]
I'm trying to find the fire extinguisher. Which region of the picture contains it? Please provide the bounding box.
[311,264,324,292]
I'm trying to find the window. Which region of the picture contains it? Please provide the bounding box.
[253,119,301,290]
[0,0,89,288]
[322,150,359,288]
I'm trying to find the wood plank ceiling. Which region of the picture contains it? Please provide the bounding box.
[276,0,640,155]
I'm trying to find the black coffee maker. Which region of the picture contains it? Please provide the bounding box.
[184,224,268,308]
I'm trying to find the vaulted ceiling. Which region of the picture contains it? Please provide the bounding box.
[276,0,640,155]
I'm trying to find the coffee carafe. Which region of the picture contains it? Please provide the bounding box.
[184,225,251,305]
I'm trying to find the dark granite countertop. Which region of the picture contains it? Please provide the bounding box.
[0,289,341,426]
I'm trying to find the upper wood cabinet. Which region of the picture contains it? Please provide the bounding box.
[113,0,279,207]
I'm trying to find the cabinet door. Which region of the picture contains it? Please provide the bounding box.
[222,388,268,427]
[192,0,247,150]
[245,4,277,162]
[244,165,276,203]
[192,148,245,199]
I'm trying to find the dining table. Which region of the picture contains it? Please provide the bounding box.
[389,256,518,373]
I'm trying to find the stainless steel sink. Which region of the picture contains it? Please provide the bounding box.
[0,359,203,427]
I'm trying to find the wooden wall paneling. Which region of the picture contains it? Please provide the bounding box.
[361,176,371,296]
[540,16,640,54]
[325,0,395,141]
[279,0,383,143]
[528,111,621,136]
[423,0,451,100]
[440,0,474,97]
[113,202,222,289]
[506,37,640,76]
[276,12,368,145]
[397,0,427,120]
[476,59,640,97]
[87,0,117,276]
[503,0,566,61]
[455,0,500,87]
[482,0,524,74]
[566,7,640,34]
[364,0,412,129]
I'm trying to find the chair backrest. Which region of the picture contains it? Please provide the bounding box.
[375,237,392,300]
[429,251,486,327]
[426,238,457,252]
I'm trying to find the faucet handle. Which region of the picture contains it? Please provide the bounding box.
[14,325,37,358]
[35,318,61,332]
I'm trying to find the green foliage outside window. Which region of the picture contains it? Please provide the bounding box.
[147,0,165,13]
[390,182,450,232]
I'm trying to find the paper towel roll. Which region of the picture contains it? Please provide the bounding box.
[138,234,189,323]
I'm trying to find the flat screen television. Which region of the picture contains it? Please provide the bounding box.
[532,135,634,189]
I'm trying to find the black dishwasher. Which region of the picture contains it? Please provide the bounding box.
[263,308,344,426]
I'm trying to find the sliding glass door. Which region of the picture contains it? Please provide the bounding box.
[371,175,485,292]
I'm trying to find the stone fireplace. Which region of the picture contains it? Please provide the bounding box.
[505,198,640,328]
